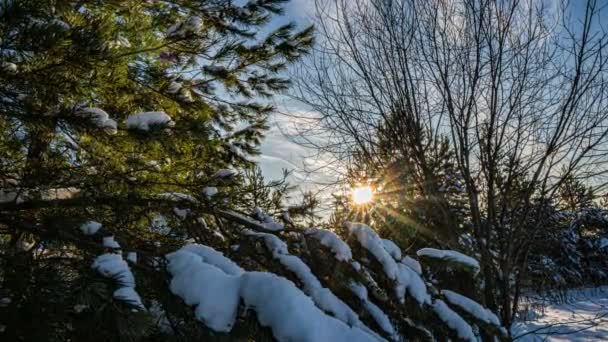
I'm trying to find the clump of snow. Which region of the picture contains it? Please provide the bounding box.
[395,263,431,305]
[242,230,288,256]
[442,290,501,327]
[92,253,144,309]
[345,222,398,280]
[173,206,189,219]
[281,210,292,223]
[180,244,244,276]
[80,221,102,235]
[166,246,378,341]
[126,111,174,131]
[202,186,218,198]
[159,192,197,203]
[344,222,427,306]
[0,297,11,307]
[348,282,397,339]
[167,16,202,37]
[149,300,172,332]
[107,35,131,49]
[275,254,360,325]
[432,299,476,341]
[102,236,121,249]
[417,248,480,274]
[401,256,422,275]
[252,207,284,232]
[2,62,17,73]
[50,18,70,31]
[147,160,161,171]
[244,230,380,337]
[73,304,88,313]
[349,282,369,301]
[212,230,225,241]
[381,239,402,260]
[166,250,241,332]
[364,301,396,339]
[126,252,137,264]
[213,169,237,178]
[240,272,378,342]
[167,81,182,94]
[0,189,25,204]
[76,107,117,134]
[305,228,352,262]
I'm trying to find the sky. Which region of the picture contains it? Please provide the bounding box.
[254,0,341,212]
[255,0,603,212]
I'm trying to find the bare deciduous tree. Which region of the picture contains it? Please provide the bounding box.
[293,0,608,327]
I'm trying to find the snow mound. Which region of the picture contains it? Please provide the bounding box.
[381,239,402,260]
[80,221,102,235]
[442,290,501,327]
[432,299,476,341]
[345,222,398,280]
[305,228,352,261]
[166,246,379,341]
[92,253,144,309]
[512,286,608,341]
[126,111,174,131]
[417,248,480,274]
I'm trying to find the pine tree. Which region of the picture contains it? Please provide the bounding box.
[0,1,312,340]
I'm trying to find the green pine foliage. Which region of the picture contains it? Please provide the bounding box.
[0,0,313,340]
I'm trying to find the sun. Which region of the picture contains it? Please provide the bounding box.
[352,186,374,205]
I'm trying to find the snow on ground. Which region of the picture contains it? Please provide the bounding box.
[512,286,608,341]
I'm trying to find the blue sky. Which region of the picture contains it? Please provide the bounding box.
[257,0,606,212]
[255,0,339,209]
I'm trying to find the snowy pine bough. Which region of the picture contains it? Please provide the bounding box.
[78,210,506,341]
[70,203,506,341]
